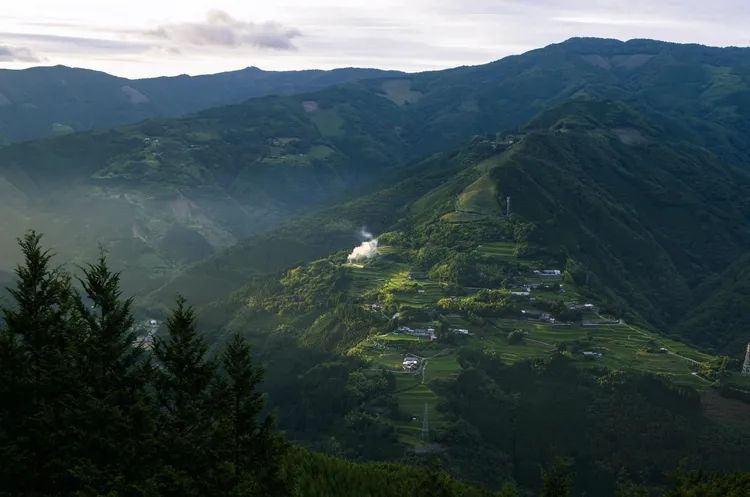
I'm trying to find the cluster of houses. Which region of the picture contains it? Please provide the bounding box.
[397,326,437,340]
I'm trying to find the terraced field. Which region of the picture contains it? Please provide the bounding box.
[341,241,721,447]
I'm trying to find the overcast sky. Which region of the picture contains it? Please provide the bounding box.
[1,0,749,78]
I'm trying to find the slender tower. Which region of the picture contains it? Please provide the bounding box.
[506,196,511,217]
[742,343,750,376]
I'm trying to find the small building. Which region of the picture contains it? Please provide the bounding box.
[412,328,437,340]
[582,351,603,359]
[521,310,554,323]
[450,328,470,335]
[402,354,421,371]
[568,303,595,311]
[534,269,562,277]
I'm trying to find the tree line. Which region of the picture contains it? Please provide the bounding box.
[0,232,286,497]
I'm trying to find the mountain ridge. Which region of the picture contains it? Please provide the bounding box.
[0,64,404,144]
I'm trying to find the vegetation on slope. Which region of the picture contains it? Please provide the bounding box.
[161,101,750,493]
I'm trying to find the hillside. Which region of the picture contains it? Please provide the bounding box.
[0,85,407,295]
[166,99,750,350]
[136,100,750,494]
[0,65,402,143]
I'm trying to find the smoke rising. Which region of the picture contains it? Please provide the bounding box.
[347,227,378,262]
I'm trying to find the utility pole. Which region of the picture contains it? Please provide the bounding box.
[506,196,511,217]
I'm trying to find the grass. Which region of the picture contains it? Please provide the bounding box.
[477,241,517,258]
[308,109,344,136]
[490,318,713,388]
[379,80,422,106]
[456,174,502,216]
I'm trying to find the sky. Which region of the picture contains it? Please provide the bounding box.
[1,0,749,78]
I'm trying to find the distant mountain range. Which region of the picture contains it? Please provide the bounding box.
[0,65,404,144]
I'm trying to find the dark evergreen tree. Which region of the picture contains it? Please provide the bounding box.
[0,231,82,495]
[151,296,218,497]
[0,305,26,496]
[217,333,288,496]
[71,253,154,494]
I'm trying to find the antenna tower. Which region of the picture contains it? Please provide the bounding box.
[742,343,750,376]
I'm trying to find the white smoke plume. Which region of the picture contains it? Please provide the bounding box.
[347,227,378,262]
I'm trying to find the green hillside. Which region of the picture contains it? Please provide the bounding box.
[143,100,750,494]
[167,99,750,353]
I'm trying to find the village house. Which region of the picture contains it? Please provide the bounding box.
[534,269,562,277]
[568,303,595,311]
[582,351,603,359]
[521,309,555,323]
[402,354,421,371]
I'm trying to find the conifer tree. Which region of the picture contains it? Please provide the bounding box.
[0,231,81,495]
[152,296,218,497]
[71,253,153,494]
[218,333,288,496]
[0,306,26,493]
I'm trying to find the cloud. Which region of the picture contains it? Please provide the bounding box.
[0,32,148,55]
[551,15,690,28]
[0,45,41,62]
[148,10,302,50]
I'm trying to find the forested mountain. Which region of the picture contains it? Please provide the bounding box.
[157,98,750,352]
[3,38,750,304]
[0,64,402,144]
